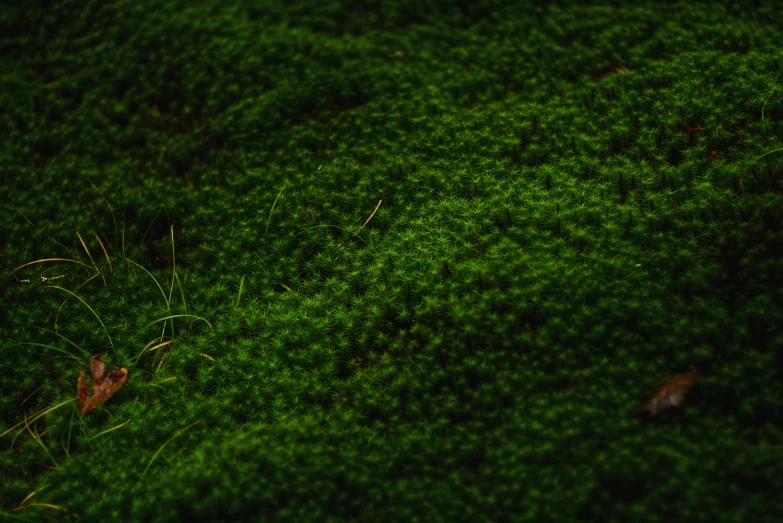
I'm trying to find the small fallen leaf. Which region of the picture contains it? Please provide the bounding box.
[77,354,128,415]
[637,371,698,416]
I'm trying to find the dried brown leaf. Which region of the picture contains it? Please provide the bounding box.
[77,354,128,415]
[638,371,699,416]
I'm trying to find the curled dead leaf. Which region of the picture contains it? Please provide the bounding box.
[77,354,128,415]
[638,371,699,416]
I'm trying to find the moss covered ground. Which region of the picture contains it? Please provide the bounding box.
[1,0,782,520]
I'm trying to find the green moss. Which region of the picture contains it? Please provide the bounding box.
[2,0,783,521]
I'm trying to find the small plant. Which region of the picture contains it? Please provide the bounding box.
[2,186,213,480]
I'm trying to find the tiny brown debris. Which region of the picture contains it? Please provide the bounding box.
[591,62,630,82]
[678,123,706,134]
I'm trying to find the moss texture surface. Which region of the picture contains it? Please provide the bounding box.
[1,0,782,521]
